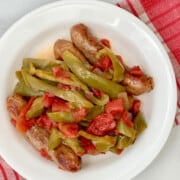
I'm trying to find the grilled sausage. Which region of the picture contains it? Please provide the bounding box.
[7,94,27,120]
[26,126,81,172]
[71,23,103,64]
[122,72,154,95]
[54,39,86,61]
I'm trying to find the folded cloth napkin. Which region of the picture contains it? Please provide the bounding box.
[0,0,179,179]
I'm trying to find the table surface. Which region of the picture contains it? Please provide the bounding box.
[0,0,180,180]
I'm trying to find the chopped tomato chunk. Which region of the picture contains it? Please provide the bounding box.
[132,99,141,114]
[52,66,70,79]
[105,98,124,115]
[58,122,79,138]
[91,88,103,97]
[87,113,116,136]
[39,148,50,159]
[43,93,55,108]
[52,98,70,112]
[120,111,134,128]
[100,39,111,48]
[73,108,87,122]
[129,66,143,77]
[96,55,112,71]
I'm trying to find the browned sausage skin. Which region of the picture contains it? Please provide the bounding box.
[71,23,103,64]
[54,39,86,62]
[122,72,154,95]
[26,126,81,172]
[7,94,27,121]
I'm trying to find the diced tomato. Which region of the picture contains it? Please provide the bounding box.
[105,98,124,115]
[79,136,98,155]
[132,99,141,114]
[58,122,79,138]
[100,39,111,48]
[16,97,35,134]
[87,113,116,136]
[43,93,55,108]
[52,66,70,79]
[57,83,72,90]
[52,98,70,112]
[37,115,56,131]
[116,149,123,155]
[96,55,112,71]
[129,66,143,77]
[73,108,87,122]
[91,88,103,97]
[120,110,134,128]
[25,118,37,129]
[39,148,50,160]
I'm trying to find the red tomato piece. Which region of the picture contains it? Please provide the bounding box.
[79,136,98,155]
[105,98,124,115]
[96,55,112,71]
[132,99,141,114]
[37,115,56,131]
[100,39,111,48]
[120,111,134,128]
[52,66,70,79]
[87,113,116,136]
[91,88,103,97]
[52,98,70,112]
[43,93,55,108]
[116,149,123,155]
[57,83,71,90]
[39,148,50,160]
[129,66,143,77]
[58,122,79,138]
[73,108,87,122]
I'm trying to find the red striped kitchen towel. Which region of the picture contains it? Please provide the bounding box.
[0,0,179,179]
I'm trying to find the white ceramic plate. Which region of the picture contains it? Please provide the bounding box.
[0,1,177,180]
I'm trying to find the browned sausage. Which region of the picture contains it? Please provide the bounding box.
[71,23,103,64]
[122,72,154,95]
[54,39,86,61]
[26,126,81,172]
[7,94,27,120]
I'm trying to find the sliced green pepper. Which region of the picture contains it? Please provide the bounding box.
[21,70,93,108]
[26,96,44,119]
[134,112,147,136]
[116,121,136,140]
[23,58,63,70]
[48,128,62,150]
[97,48,124,82]
[16,71,23,81]
[118,92,131,110]
[85,105,104,121]
[62,51,125,98]
[63,138,85,155]
[79,130,117,152]
[47,112,74,123]
[116,136,133,149]
[14,82,44,97]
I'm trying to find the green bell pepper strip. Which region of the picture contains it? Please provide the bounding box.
[14,82,44,97]
[48,128,62,150]
[134,112,147,136]
[62,51,125,99]
[26,96,44,119]
[23,58,63,70]
[63,138,85,155]
[116,136,133,149]
[116,121,136,140]
[79,130,117,152]
[47,112,74,123]
[21,70,93,108]
[35,67,109,106]
[96,48,124,82]
[79,120,90,127]
[85,105,104,121]
[16,71,24,81]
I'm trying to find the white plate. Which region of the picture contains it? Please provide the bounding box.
[0,0,177,180]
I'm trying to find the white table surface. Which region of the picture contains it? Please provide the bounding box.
[0,0,179,180]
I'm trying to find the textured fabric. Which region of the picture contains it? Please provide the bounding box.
[0,0,179,179]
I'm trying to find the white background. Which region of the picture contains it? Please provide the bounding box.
[0,0,179,180]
